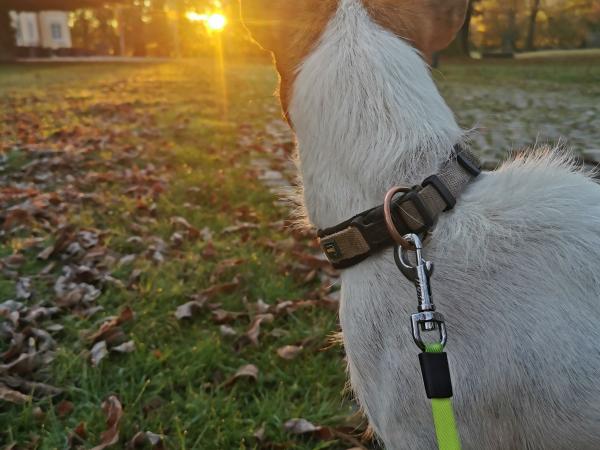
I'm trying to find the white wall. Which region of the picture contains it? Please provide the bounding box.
[10,10,72,49]
[38,11,72,49]
[11,12,41,47]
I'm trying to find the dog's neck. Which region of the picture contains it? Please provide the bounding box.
[288,0,464,229]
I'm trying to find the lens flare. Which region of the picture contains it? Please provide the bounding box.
[185,11,227,32]
[206,13,227,31]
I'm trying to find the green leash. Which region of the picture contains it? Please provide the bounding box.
[394,234,462,450]
[426,343,461,450]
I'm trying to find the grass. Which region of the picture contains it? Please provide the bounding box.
[0,55,598,449]
[0,60,353,449]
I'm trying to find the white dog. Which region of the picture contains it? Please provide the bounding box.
[241,1,600,448]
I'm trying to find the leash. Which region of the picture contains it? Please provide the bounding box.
[395,234,461,450]
[317,146,480,448]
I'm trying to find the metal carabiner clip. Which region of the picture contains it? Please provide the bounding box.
[394,234,447,351]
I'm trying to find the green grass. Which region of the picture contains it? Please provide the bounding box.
[0,55,598,449]
[436,55,600,86]
[0,60,355,449]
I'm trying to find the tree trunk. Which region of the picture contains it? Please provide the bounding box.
[502,6,518,53]
[525,0,541,51]
[459,0,475,56]
[0,9,16,61]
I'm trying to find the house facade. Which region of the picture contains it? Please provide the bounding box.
[11,11,72,53]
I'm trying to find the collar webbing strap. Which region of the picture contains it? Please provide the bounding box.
[317,146,481,269]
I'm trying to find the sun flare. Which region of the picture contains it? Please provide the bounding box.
[185,11,227,32]
[206,13,227,31]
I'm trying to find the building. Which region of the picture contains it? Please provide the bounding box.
[11,11,72,55]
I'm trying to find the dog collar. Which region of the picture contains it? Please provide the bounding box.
[317,146,481,269]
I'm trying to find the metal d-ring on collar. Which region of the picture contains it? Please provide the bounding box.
[383,186,414,250]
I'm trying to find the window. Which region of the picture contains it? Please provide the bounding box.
[50,23,62,40]
[27,21,36,40]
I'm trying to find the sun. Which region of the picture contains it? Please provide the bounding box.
[185,11,227,32]
[206,13,227,31]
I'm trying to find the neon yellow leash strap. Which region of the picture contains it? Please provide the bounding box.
[426,343,461,450]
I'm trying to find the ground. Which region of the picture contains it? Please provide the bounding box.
[0,55,599,450]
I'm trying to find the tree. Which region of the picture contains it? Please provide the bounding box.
[0,6,15,60]
[457,0,478,55]
[525,0,542,50]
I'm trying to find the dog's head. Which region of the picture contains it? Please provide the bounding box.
[240,0,468,114]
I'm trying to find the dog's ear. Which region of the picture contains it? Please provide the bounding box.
[364,0,469,56]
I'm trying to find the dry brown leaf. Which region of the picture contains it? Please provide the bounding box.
[127,431,164,449]
[219,325,237,337]
[4,254,25,269]
[276,345,303,360]
[293,252,330,270]
[68,422,87,448]
[245,313,274,346]
[91,395,123,450]
[87,307,134,344]
[90,341,108,367]
[254,423,266,442]
[222,222,259,234]
[57,399,74,418]
[111,341,136,354]
[283,418,367,449]
[201,241,217,259]
[0,375,62,398]
[0,384,32,404]
[210,258,245,282]
[211,309,245,324]
[16,277,33,300]
[201,277,241,299]
[284,418,320,435]
[174,297,207,321]
[222,364,259,387]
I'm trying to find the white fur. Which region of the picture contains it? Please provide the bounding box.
[289,1,600,449]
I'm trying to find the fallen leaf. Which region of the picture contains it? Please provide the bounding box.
[277,345,303,360]
[219,325,237,337]
[174,297,207,321]
[57,399,74,418]
[222,222,259,234]
[16,277,33,300]
[201,277,241,298]
[0,384,32,404]
[90,341,108,367]
[254,423,266,442]
[4,254,25,269]
[222,364,259,387]
[87,307,134,343]
[68,422,87,448]
[284,418,320,435]
[201,241,217,259]
[127,431,164,449]
[210,258,245,282]
[283,418,367,449]
[0,375,62,398]
[91,395,123,450]
[211,309,244,324]
[111,340,135,353]
[245,314,274,346]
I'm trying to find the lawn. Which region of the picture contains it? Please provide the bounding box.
[0,55,599,449]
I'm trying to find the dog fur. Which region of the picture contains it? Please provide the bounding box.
[242,0,600,448]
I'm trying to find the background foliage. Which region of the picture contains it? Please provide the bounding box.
[1,0,600,60]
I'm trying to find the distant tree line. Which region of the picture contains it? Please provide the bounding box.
[458,0,600,54]
[1,0,600,60]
